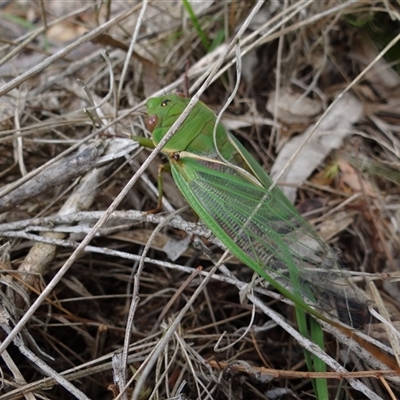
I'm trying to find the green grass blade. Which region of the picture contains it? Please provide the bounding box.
[181,0,211,51]
[309,317,329,399]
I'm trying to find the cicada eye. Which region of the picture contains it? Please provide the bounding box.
[161,99,171,107]
[145,115,158,132]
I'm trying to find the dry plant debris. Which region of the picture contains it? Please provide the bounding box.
[0,1,400,399]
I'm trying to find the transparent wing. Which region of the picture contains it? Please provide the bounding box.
[171,155,368,328]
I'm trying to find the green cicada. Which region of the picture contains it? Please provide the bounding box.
[144,93,368,329]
